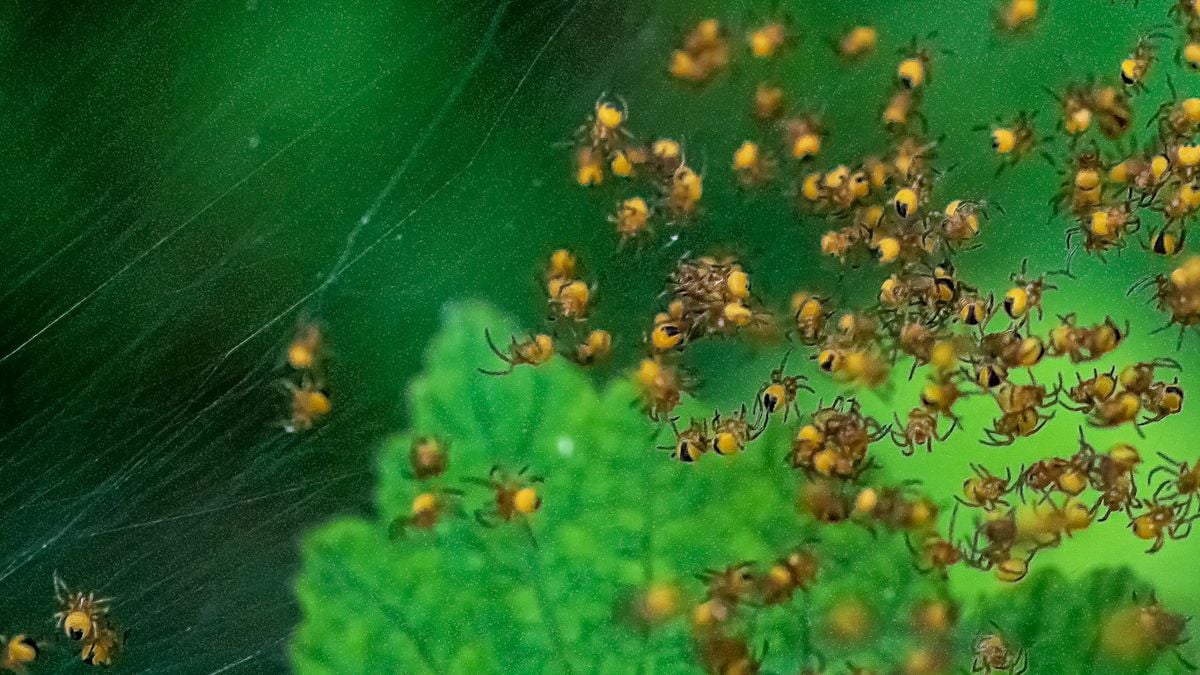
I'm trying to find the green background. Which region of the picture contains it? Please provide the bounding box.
[1,0,1198,672]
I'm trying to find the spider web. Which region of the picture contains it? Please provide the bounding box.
[0,0,592,671]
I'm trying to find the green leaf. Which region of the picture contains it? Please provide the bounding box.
[960,567,1189,675]
[292,518,455,675]
[295,303,961,673]
[294,303,1187,674]
[376,301,600,521]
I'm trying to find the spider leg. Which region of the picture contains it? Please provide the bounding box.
[1147,534,1165,554]
[1152,480,1173,500]
[936,418,957,441]
[1172,650,1197,672]
[482,328,510,362]
[474,509,497,528]
[1014,649,1029,675]
[1174,519,1195,540]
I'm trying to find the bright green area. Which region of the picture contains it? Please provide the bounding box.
[292,304,1178,673]
[2,0,1199,672]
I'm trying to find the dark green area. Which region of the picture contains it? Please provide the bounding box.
[1,0,1198,672]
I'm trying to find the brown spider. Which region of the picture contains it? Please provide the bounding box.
[983,407,1053,447]
[465,465,544,527]
[1150,454,1200,515]
[1129,499,1197,553]
[972,625,1028,674]
[478,329,554,376]
[958,463,1015,510]
[754,351,814,423]
[891,407,957,455]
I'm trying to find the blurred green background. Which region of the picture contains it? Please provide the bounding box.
[1,0,1198,671]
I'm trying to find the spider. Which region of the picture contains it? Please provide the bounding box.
[958,463,1014,510]
[754,351,814,423]
[891,407,957,455]
[1129,499,1197,553]
[1150,454,1200,515]
[53,574,110,642]
[466,465,544,527]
